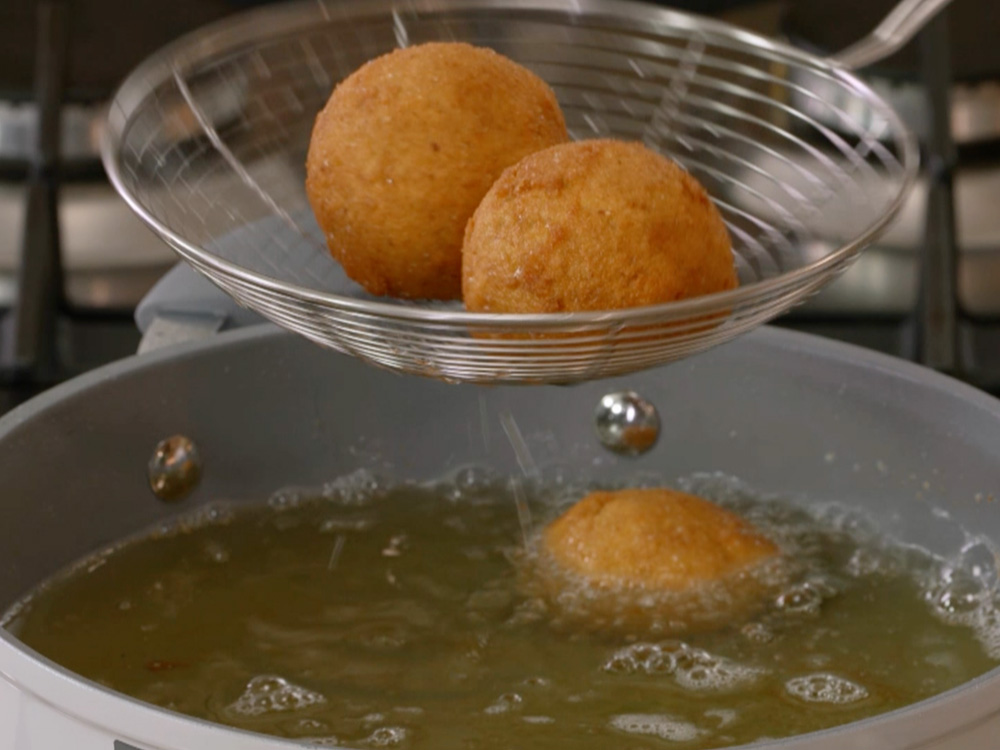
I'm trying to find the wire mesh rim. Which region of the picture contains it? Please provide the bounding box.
[101,0,920,330]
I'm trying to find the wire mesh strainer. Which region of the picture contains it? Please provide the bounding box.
[103,0,943,384]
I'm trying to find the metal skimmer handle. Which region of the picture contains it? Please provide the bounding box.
[831,0,955,69]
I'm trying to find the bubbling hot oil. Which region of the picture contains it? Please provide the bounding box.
[4,470,1000,749]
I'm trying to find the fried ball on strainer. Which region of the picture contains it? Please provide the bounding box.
[462,139,738,314]
[306,42,569,300]
[536,488,782,633]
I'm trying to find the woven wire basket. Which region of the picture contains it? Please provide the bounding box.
[103,0,919,384]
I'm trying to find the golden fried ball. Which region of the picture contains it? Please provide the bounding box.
[543,488,779,592]
[306,42,569,300]
[462,139,738,313]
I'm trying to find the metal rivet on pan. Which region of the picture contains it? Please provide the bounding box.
[594,391,661,456]
[148,435,202,502]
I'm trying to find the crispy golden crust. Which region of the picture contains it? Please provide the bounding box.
[543,488,778,592]
[306,42,568,300]
[462,139,738,312]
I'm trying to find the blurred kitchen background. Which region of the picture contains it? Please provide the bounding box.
[0,0,996,412]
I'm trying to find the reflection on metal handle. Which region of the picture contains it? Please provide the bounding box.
[831,0,955,69]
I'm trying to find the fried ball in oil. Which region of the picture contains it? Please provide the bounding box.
[306,42,569,300]
[536,488,782,633]
[462,139,738,313]
[544,488,779,591]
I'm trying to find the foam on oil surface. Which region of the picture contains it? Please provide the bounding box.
[784,674,869,705]
[609,714,706,741]
[683,473,1000,661]
[226,675,327,717]
[920,535,1000,659]
[603,642,766,692]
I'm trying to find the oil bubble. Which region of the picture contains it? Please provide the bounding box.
[321,469,383,505]
[280,717,334,739]
[931,579,984,616]
[227,675,326,717]
[609,714,706,741]
[540,464,570,487]
[484,692,523,714]
[364,726,407,746]
[381,535,409,558]
[505,598,547,627]
[704,709,738,728]
[850,546,902,578]
[199,503,236,526]
[805,653,833,669]
[678,473,757,510]
[298,737,341,747]
[268,490,305,512]
[293,718,328,733]
[740,622,775,644]
[917,533,1000,659]
[603,642,765,691]
[775,582,827,615]
[454,465,498,493]
[148,504,234,539]
[203,541,230,564]
[959,539,1000,589]
[673,647,766,691]
[603,642,676,675]
[784,673,869,704]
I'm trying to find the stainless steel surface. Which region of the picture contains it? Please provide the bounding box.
[102,0,921,385]
[594,390,661,456]
[831,0,955,69]
[2,325,1000,749]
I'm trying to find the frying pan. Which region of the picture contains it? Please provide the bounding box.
[1,324,1000,749]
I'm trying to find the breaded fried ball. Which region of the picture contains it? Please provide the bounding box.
[462,139,738,313]
[543,488,778,592]
[306,42,569,300]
